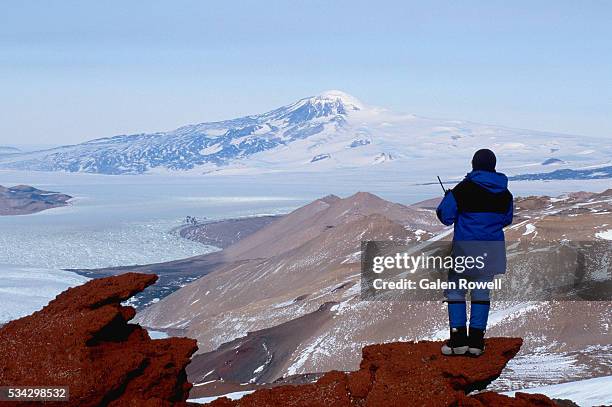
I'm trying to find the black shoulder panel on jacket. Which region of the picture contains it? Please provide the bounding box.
[452,180,512,213]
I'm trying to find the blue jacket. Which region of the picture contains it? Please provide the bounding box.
[437,170,513,241]
[437,171,513,276]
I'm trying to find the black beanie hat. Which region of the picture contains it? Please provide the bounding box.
[472,149,496,172]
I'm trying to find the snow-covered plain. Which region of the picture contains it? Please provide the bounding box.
[0,172,302,269]
[0,264,89,323]
[503,375,612,407]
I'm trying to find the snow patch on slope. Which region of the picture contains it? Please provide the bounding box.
[595,229,612,240]
[503,375,612,407]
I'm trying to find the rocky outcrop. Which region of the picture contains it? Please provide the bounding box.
[0,184,72,215]
[0,272,559,406]
[204,338,556,406]
[0,273,197,407]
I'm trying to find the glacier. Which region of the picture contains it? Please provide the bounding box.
[0,175,302,270]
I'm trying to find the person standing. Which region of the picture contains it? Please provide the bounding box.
[436,149,513,356]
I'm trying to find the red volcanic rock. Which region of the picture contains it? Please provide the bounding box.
[0,273,197,407]
[0,274,556,407]
[204,338,556,407]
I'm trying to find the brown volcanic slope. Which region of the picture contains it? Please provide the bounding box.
[0,184,71,215]
[138,189,611,393]
[222,192,440,261]
[187,302,337,386]
[0,273,197,407]
[78,192,436,280]
[507,188,612,241]
[202,338,557,407]
[79,192,439,310]
[485,189,612,390]
[137,193,441,356]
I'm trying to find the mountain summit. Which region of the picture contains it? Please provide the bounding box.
[313,89,365,110]
[256,90,364,126]
[1,91,609,175]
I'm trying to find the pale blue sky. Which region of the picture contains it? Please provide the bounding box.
[1,0,611,145]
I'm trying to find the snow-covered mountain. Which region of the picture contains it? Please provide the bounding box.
[0,146,20,155]
[1,90,610,176]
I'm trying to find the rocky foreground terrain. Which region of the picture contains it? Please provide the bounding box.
[0,184,71,215]
[0,273,562,406]
[132,190,611,397]
[0,273,197,406]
